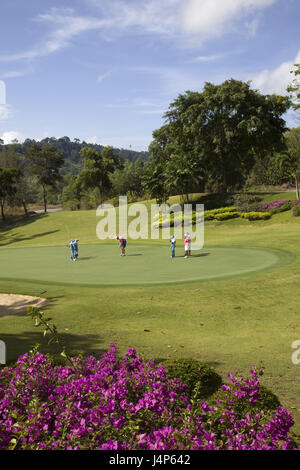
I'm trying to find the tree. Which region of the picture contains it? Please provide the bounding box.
[156,79,290,193]
[13,175,38,217]
[0,168,22,219]
[62,175,82,210]
[26,144,64,213]
[111,159,145,201]
[283,127,300,198]
[164,153,203,203]
[78,146,121,205]
[287,64,300,111]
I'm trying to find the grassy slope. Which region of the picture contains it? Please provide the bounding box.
[0,191,300,432]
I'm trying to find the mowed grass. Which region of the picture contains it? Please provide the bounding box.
[0,192,300,432]
[0,245,291,286]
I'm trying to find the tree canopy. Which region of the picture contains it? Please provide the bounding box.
[148,79,291,194]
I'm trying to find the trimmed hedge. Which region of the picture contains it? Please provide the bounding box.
[214,211,240,221]
[239,211,272,221]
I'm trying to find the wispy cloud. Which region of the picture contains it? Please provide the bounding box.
[0,8,108,62]
[249,50,300,94]
[97,70,112,83]
[193,53,228,63]
[0,1,278,63]
[0,105,13,121]
[1,69,33,79]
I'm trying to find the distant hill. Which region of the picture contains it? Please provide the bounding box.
[0,136,150,174]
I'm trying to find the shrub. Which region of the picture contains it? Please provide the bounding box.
[206,206,237,215]
[239,211,272,221]
[214,211,240,221]
[210,384,281,418]
[293,204,300,217]
[233,194,262,211]
[162,359,222,400]
[255,200,292,214]
[0,348,296,450]
[63,199,80,211]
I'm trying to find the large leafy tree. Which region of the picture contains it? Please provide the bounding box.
[283,127,300,198]
[78,146,121,205]
[0,168,22,219]
[25,143,64,213]
[153,79,290,193]
[143,125,174,204]
[111,158,145,200]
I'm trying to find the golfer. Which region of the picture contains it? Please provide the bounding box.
[69,239,75,261]
[73,239,79,260]
[184,233,191,258]
[170,235,176,258]
[116,236,127,256]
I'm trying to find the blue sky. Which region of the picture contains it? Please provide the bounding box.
[0,0,299,150]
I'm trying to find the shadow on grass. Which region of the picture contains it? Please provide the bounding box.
[1,331,108,365]
[127,254,143,257]
[0,213,60,246]
[190,253,210,258]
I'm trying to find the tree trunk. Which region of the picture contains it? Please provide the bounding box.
[22,199,28,217]
[43,186,47,213]
[220,154,228,193]
[296,174,299,199]
[98,185,103,206]
[222,172,228,193]
[0,201,5,220]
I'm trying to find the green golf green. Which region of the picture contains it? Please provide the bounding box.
[0,244,293,286]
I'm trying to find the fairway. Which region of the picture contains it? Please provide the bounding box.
[0,244,292,286]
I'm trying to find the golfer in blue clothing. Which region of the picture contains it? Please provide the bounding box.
[170,235,176,258]
[69,240,75,261]
[69,239,79,261]
[73,239,79,260]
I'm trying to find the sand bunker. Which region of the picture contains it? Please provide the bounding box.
[0,294,48,317]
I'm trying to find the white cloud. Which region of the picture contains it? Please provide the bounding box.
[250,50,300,94]
[193,53,227,62]
[0,9,108,62]
[0,131,25,144]
[0,105,13,121]
[0,0,277,63]
[86,135,99,144]
[97,71,112,83]
[181,0,277,40]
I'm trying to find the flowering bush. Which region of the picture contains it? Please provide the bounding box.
[0,346,297,450]
[254,200,292,214]
[293,199,300,207]
[214,211,240,221]
[162,358,222,400]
